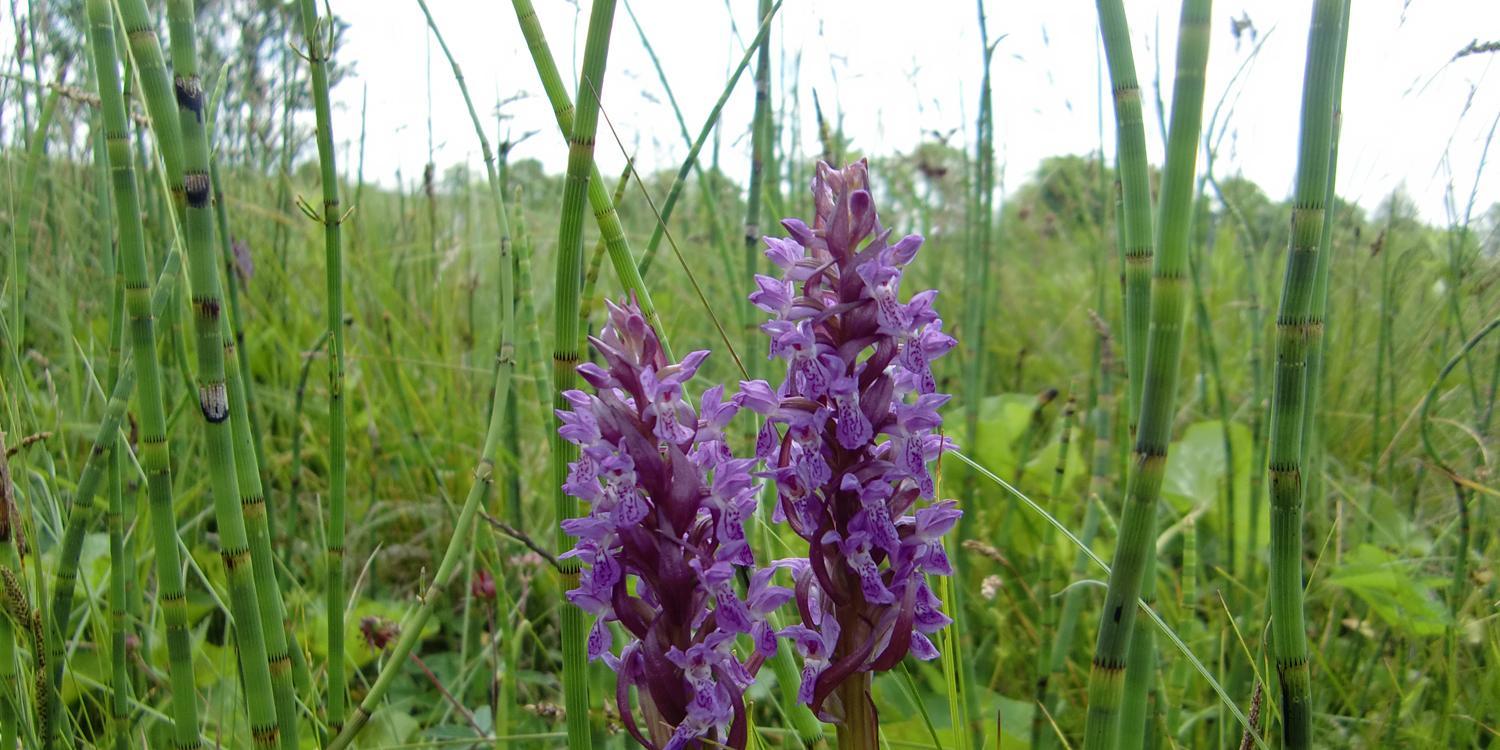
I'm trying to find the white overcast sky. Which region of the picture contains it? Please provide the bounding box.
[334,1,1494,223]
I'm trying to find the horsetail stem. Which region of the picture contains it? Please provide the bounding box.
[1298,0,1351,523]
[1095,0,1154,427]
[86,1,202,744]
[213,163,302,748]
[212,160,270,507]
[1082,1,1211,747]
[510,0,670,359]
[164,0,283,744]
[91,62,135,749]
[1265,3,1347,746]
[580,160,634,351]
[549,3,620,747]
[293,0,349,735]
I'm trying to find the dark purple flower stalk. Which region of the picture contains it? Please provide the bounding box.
[558,299,791,750]
[741,160,962,728]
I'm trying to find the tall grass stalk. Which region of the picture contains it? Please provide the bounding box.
[953,5,997,746]
[1187,227,1235,574]
[295,0,349,734]
[413,4,522,743]
[1081,1,1211,747]
[0,433,23,749]
[1265,3,1346,746]
[86,1,201,744]
[621,1,733,281]
[324,78,522,745]
[961,0,996,460]
[1032,395,1076,749]
[1044,317,1116,744]
[631,1,783,280]
[744,0,773,364]
[1419,314,1499,747]
[7,75,60,362]
[323,307,519,750]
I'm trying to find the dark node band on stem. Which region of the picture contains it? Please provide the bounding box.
[173,75,205,118]
[193,294,221,318]
[185,171,211,208]
[220,548,252,572]
[199,382,230,423]
[1092,655,1127,672]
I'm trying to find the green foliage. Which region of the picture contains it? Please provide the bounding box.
[1327,545,1451,639]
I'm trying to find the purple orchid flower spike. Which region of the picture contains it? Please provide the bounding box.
[558,298,790,750]
[743,160,962,733]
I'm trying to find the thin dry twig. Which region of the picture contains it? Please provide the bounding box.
[480,512,562,573]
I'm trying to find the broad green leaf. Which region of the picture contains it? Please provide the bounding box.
[1327,544,1451,638]
[1160,420,1264,560]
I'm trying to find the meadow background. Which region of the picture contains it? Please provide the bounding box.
[0,0,1497,748]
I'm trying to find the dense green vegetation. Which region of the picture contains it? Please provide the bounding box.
[0,1,1497,748]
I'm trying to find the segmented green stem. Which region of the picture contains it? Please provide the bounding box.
[87,1,201,744]
[511,0,669,358]
[212,160,270,517]
[1298,0,1351,516]
[208,156,301,749]
[1265,3,1346,746]
[1081,1,1211,748]
[580,162,634,348]
[551,3,617,747]
[294,0,348,734]
[1095,0,1154,426]
[324,3,523,746]
[89,71,134,750]
[164,1,282,745]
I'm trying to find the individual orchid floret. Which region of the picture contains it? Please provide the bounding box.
[557,298,789,750]
[745,160,962,726]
